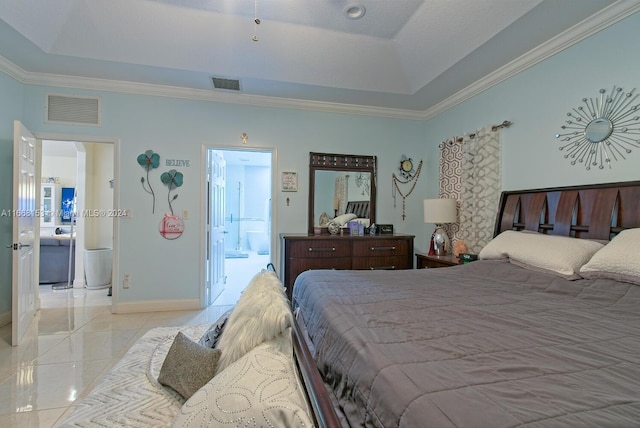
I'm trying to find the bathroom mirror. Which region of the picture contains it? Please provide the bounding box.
[308,152,376,234]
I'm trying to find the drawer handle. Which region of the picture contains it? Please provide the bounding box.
[370,265,396,270]
[370,246,396,251]
[308,247,336,252]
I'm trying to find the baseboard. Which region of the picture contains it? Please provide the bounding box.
[73,279,86,289]
[113,299,201,314]
[0,311,11,328]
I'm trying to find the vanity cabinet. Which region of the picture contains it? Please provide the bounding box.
[281,234,414,300]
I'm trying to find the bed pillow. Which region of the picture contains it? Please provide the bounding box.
[479,230,605,280]
[173,330,313,428]
[579,228,640,285]
[214,269,293,374]
[333,213,357,226]
[198,308,233,349]
[158,332,221,399]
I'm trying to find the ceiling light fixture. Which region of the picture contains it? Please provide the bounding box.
[252,0,260,41]
[344,3,366,20]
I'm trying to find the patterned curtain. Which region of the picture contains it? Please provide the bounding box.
[438,139,462,250]
[334,175,348,216]
[439,125,502,254]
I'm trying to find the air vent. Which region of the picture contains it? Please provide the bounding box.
[46,94,101,126]
[211,77,241,91]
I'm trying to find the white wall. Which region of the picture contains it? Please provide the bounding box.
[41,154,77,188]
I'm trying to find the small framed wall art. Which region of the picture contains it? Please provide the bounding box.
[281,171,298,192]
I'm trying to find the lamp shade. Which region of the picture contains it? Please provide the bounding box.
[423,198,457,224]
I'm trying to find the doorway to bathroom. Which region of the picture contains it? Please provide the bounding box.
[205,147,273,306]
[39,139,116,309]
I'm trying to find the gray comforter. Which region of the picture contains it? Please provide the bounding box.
[292,261,640,427]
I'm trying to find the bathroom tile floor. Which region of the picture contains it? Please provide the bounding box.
[0,286,234,428]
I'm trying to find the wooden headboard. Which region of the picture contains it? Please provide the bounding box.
[345,201,369,218]
[494,180,640,240]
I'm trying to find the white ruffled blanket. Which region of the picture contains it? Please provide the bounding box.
[59,325,209,427]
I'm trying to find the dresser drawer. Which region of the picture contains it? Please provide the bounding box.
[352,239,410,257]
[352,255,411,270]
[288,240,351,258]
[289,257,352,274]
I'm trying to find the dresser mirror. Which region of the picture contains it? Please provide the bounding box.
[308,152,377,234]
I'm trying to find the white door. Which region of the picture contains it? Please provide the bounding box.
[206,150,226,305]
[12,121,38,346]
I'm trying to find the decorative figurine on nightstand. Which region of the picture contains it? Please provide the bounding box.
[453,240,467,257]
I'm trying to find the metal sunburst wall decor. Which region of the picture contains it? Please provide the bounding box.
[556,86,640,170]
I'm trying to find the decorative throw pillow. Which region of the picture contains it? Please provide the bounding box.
[215,269,292,375]
[333,213,357,226]
[479,230,605,280]
[158,332,221,399]
[579,228,640,285]
[173,330,314,428]
[198,308,233,349]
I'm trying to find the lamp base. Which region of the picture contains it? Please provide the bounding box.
[431,226,449,256]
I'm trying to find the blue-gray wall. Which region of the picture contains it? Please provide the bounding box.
[423,11,640,191]
[1,10,639,315]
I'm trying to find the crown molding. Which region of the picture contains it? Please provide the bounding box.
[2,63,425,120]
[421,0,640,120]
[1,0,637,122]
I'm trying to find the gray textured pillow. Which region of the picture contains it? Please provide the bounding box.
[158,331,221,399]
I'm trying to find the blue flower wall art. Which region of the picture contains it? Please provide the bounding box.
[160,169,184,216]
[137,150,160,213]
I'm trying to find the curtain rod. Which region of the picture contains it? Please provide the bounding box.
[451,120,512,142]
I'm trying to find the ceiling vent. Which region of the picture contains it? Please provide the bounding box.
[211,77,241,91]
[46,94,101,126]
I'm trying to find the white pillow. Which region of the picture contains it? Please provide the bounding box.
[215,270,292,374]
[332,213,357,226]
[173,330,314,428]
[479,230,605,280]
[579,228,640,285]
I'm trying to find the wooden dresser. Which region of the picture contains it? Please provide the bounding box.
[281,234,414,299]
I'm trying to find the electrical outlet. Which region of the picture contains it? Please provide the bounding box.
[182,209,189,219]
[123,274,131,289]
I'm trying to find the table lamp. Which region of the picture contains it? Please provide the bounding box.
[423,198,457,256]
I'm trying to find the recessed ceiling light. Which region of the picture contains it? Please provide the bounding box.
[344,3,366,20]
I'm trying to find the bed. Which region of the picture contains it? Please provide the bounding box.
[291,180,640,427]
[345,201,370,220]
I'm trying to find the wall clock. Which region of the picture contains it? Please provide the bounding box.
[392,155,423,220]
[399,155,415,179]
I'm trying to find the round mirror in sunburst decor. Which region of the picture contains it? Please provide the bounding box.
[556,86,640,170]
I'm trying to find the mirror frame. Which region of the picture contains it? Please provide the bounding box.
[308,152,377,235]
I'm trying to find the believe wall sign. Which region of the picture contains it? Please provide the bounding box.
[165,159,191,167]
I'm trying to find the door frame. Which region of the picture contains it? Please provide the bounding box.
[33,131,121,312]
[200,144,277,308]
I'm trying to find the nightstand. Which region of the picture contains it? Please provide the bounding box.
[416,253,463,269]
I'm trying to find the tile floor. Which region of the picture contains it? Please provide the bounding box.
[216,251,271,305]
[0,285,235,427]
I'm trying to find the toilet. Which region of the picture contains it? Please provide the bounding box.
[84,248,112,289]
[247,231,269,254]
